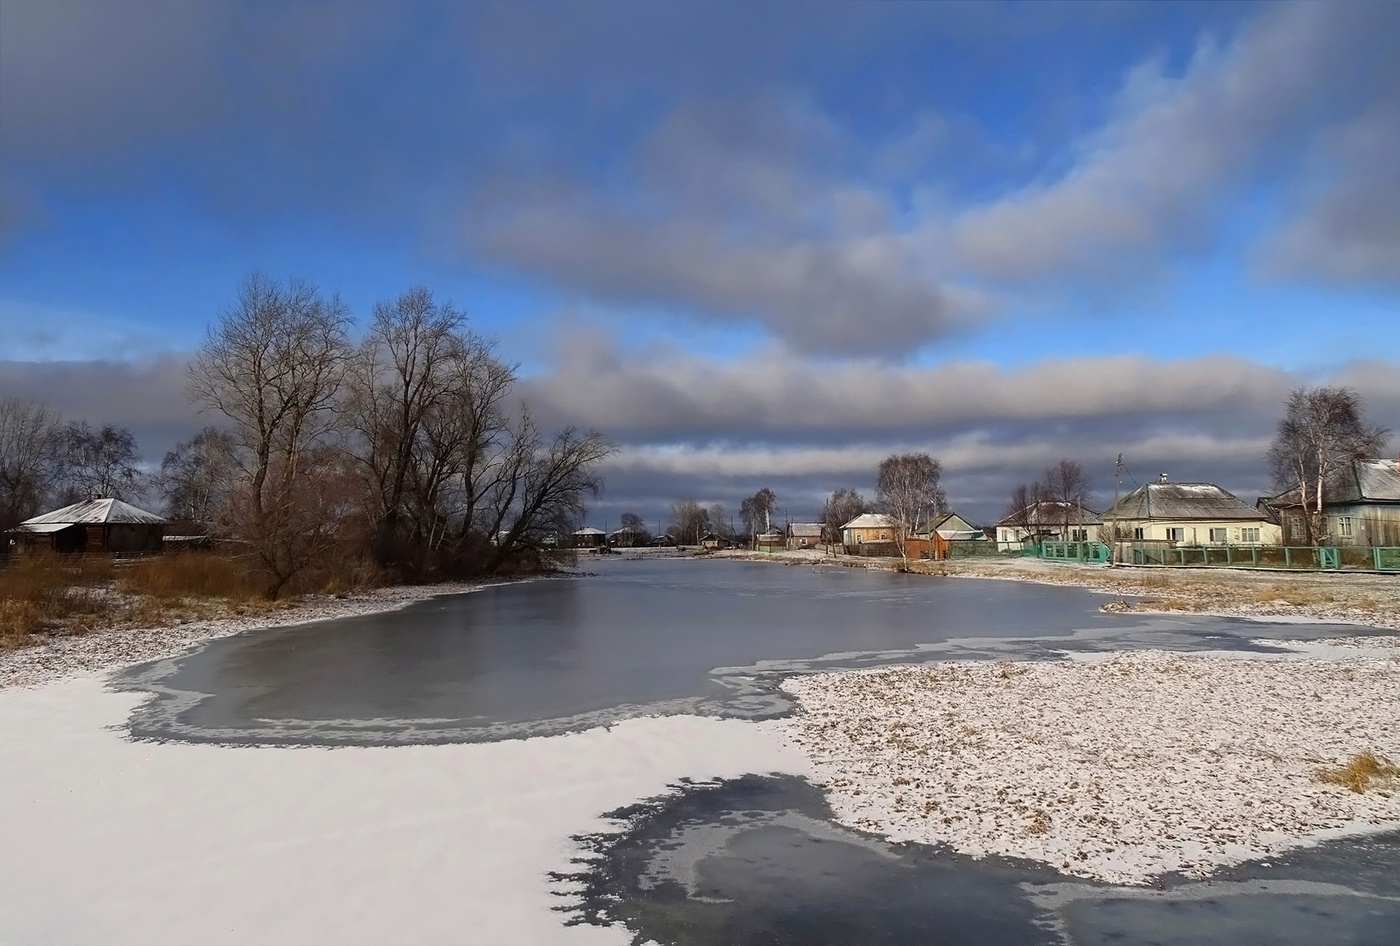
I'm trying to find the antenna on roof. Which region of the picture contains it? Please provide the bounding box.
[1158,472,1169,484]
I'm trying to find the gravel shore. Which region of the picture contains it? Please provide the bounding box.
[0,580,512,689]
[780,644,1400,886]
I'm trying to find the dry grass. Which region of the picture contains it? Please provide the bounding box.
[1316,752,1400,794]
[0,553,115,648]
[1,547,388,650]
[119,552,265,602]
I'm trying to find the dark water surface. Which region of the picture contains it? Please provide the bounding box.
[554,774,1400,946]
[115,557,1367,746]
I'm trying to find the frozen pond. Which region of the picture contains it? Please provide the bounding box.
[90,557,1400,944]
[116,557,1364,746]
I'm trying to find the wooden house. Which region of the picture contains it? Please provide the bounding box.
[13,498,166,554]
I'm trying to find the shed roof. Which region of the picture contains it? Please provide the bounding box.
[21,498,165,527]
[787,522,823,538]
[1101,483,1262,522]
[841,512,894,530]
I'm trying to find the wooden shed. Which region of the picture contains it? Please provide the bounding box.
[14,498,166,554]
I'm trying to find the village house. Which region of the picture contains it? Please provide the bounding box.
[908,511,983,559]
[12,498,166,554]
[996,501,1102,551]
[840,512,896,553]
[786,522,824,550]
[571,526,607,549]
[1264,457,1400,547]
[699,531,732,550]
[754,529,785,552]
[1100,476,1280,547]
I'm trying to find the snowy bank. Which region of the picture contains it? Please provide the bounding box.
[0,677,816,945]
[780,647,1400,886]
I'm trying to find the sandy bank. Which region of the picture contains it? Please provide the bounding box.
[780,646,1400,886]
[0,579,520,689]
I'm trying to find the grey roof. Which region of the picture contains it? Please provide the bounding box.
[996,501,1101,528]
[21,498,165,527]
[573,527,606,536]
[787,522,823,538]
[1101,483,1263,522]
[1352,458,1400,502]
[1269,458,1400,506]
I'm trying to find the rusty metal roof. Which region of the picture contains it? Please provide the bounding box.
[1102,483,1263,522]
[21,498,165,527]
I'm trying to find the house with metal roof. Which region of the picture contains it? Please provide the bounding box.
[13,498,166,553]
[1100,477,1279,547]
[786,521,824,550]
[1265,457,1400,546]
[571,526,607,548]
[996,501,1102,550]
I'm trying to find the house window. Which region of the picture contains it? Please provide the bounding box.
[1285,516,1304,542]
[1166,527,1184,543]
[1241,527,1260,543]
[1337,517,1354,538]
[1071,529,1087,541]
[1133,527,1145,540]
[1209,528,1227,543]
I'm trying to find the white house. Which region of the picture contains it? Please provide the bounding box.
[1100,478,1279,546]
[996,501,1101,551]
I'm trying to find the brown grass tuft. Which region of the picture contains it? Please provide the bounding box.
[1316,752,1400,793]
[0,552,115,648]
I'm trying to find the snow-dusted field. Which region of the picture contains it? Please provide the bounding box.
[0,676,816,945]
[780,644,1400,886]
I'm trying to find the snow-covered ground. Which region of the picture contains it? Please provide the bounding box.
[0,676,816,945]
[780,645,1400,886]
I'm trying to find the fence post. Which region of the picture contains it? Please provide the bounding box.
[1284,547,1292,568]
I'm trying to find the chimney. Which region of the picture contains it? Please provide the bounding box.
[1158,472,1169,484]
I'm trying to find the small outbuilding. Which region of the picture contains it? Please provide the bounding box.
[13,498,166,554]
[786,522,824,550]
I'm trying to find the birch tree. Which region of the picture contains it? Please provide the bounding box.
[1267,386,1388,545]
[876,452,946,566]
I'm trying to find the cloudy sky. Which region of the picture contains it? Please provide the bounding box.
[2,0,1397,527]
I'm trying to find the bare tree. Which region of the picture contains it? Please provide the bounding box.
[1041,459,1091,544]
[823,487,868,548]
[479,419,615,572]
[0,397,63,530]
[187,275,352,595]
[1268,386,1389,545]
[158,427,239,522]
[1002,480,1049,546]
[57,421,142,503]
[617,512,648,546]
[670,499,708,547]
[344,287,471,568]
[876,453,946,566]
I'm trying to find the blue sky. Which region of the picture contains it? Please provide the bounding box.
[2,0,1397,524]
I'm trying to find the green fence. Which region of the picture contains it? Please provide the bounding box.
[1118,544,1400,572]
[1039,541,1111,563]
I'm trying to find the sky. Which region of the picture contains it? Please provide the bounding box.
[2,0,1398,528]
